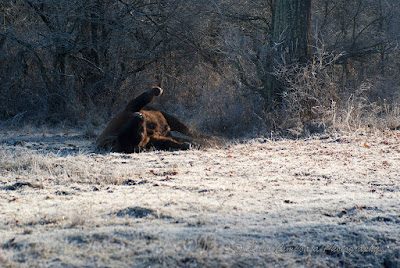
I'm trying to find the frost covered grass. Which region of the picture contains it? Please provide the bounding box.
[0,127,399,267]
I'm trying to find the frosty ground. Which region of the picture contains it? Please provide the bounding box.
[0,127,399,267]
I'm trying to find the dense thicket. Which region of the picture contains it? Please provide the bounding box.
[1,0,399,135]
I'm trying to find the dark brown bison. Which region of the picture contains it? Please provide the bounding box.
[97,86,206,153]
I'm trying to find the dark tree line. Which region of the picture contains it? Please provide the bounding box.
[1,0,399,134]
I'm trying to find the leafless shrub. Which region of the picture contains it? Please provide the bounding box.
[264,45,341,133]
[337,79,400,131]
[271,53,400,134]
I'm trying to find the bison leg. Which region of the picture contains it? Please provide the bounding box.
[161,111,224,148]
[160,111,194,137]
[147,136,191,151]
[124,86,163,113]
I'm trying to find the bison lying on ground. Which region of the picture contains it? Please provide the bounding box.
[97,86,208,153]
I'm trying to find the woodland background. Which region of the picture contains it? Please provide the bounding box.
[1,2,400,267]
[1,0,400,137]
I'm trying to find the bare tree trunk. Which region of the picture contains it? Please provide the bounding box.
[265,0,312,105]
[273,0,312,62]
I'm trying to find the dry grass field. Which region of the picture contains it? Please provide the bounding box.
[0,126,399,267]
